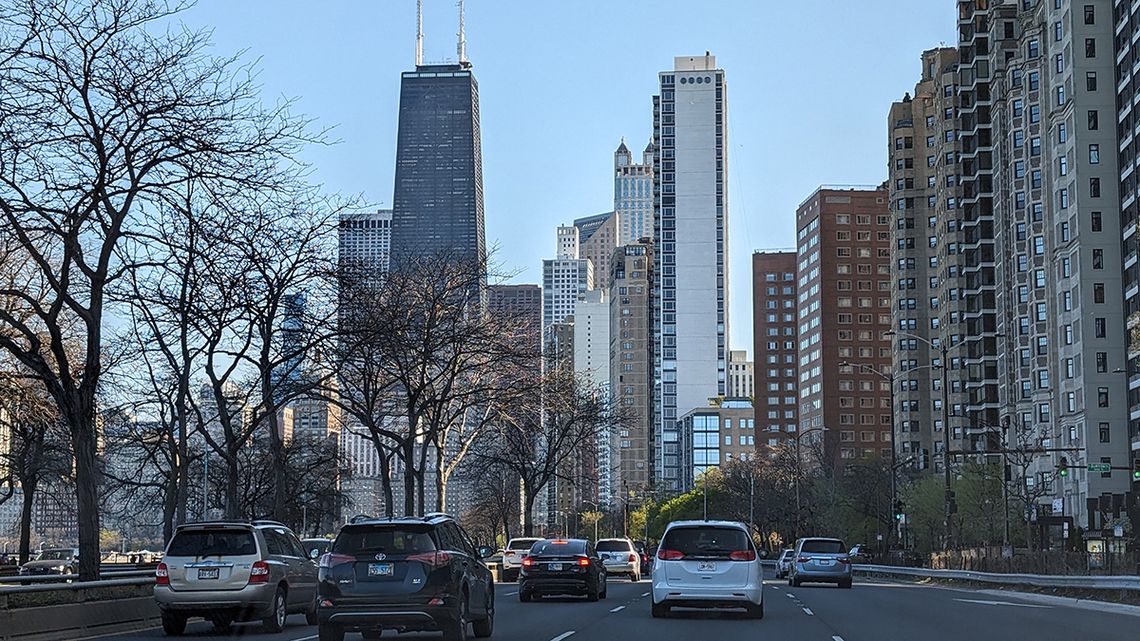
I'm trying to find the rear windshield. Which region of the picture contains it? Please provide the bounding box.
[168,530,256,557]
[38,549,75,561]
[661,527,750,558]
[596,540,632,552]
[507,539,540,550]
[800,539,845,554]
[780,550,795,559]
[529,540,586,556]
[334,527,437,555]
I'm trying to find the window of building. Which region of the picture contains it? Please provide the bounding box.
[1086,72,1097,92]
[1094,283,1105,303]
[1085,38,1096,57]
[1098,387,1109,407]
[1096,351,1108,372]
[1091,211,1102,231]
[1095,317,1106,337]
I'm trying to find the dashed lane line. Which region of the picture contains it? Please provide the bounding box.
[506,591,519,596]
[550,632,576,641]
[641,592,650,597]
[802,607,814,616]
[785,593,796,599]
[610,605,625,613]
[832,637,845,641]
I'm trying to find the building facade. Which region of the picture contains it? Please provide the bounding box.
[796,186,893,467]
[338,210,393,274]
[488,284,543,349]
[390,62,485,276]
[727,350,754,400]
[615,139,655,245]
[679,398,756,490]
[751,251,799,451]
[542,259,593,330]
[577,212,618,291]
[610,243,655,500]
[653,54,730,491]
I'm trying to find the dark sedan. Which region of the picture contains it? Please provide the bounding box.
[19,548,79,577]
[519,539,607,602]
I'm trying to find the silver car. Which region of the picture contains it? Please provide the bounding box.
[155,520,318,636]
[774,549,794,578]
[596,538,641,581]
[501,537,541,582]
[651,520,764,618]
[787,537,852,588]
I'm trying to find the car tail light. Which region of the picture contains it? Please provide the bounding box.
[837,556,851,564]
[657,549,684,561]
[729,550,757,561]
[155,562,169,586]
[628,553,638,563]
[408,551,453,569]
[248,560,270,584]
[797,556,811,563]
[319,599,334,608]
[428,597,445,606]
[577,557,590,567]
[522,556,534,568]
[318,553,355,569]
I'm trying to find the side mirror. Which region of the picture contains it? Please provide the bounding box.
[309,548,321,560]
[477,546,494,559]
[758,549,769,559]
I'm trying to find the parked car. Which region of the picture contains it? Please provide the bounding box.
[787,537,852,588]
[154,520,318,636]
[518,538,607,602]
[501,537,541,582]
[847,544,872,564]
[631,540,651,575]
[302,538,333,560]
[315,513,495,641]
[650,520,764,619]
[19,548,79,577]
[775,549,795,578]
[596,538,641,581]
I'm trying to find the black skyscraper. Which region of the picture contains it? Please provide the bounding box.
[390,62,485,277]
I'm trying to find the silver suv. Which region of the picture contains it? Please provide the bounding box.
[155,520,318,635]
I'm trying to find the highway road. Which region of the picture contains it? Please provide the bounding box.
[94,571,1139,641]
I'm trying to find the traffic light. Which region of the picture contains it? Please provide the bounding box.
[1132,459,1140,481]
[1058,456,1069,477]
[893,500,905,521]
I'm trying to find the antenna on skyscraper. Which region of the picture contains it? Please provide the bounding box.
[457,0,467,63]
[416,0,424,67]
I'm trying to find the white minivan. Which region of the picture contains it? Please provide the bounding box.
[650,520,764,619]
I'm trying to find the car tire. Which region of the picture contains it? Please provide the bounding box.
[472,592,494,638]
[840,579,853,589]
[262,587,288,633]
[305,601,319,626]
[442,593,469,641]
[790,577,801,587]
[318,624,344,641]
[161,612,187,636]
[519,589,532,602]
[651,601,669,618]
[747,601,765,619]
[587,577,600,602]
[600,581,607,600]
[632,570,640,583]
[209,614,233,634]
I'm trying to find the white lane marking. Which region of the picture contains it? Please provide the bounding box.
[802,607,814,615]
[785,593,795,598]
[293,636,319,641]
[610,605,625,612]
[506,591,519,596]
[769,585,782,590]
[641,591,650,597]
[550,632,576,641]
[954,598,1051,609]
[832,637,845,641]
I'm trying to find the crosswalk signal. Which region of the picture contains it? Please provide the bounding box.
[1058,456,1069,477]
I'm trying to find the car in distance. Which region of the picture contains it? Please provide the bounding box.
[774,549,794,578]
[787,537,852,588]
[315,514,495,641]
[650,520,764,619]
[501,537,541,582]
[518,538,607,602]
[302,538,333,560]
[19,548,79,578]
[596,538,641,582]
[154,520,318,636]
[631,540,652,575]
[847,543,872,564]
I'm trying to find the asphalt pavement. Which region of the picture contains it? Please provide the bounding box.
[90,570,1140,641]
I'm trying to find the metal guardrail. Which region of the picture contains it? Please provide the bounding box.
[0,576,154,595]
[855,564,1140,591]
[0,569,153,585]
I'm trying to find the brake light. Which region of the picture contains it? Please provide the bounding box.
[408,551,453,569]
[729,550,757,561]
[522,556,534,568]
[155,562,169,586]
[318,553,355,569]
[577,557,590,567]
[249,560,270,584]
[657,549,684,561]
[628,553,638,563]
[837,557,851,564]
[797,556,811,563]
[428,597,445,606]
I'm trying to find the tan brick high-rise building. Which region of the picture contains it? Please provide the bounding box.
[751,251,798,451]
[795,186,892,468]
[610,242,654,497]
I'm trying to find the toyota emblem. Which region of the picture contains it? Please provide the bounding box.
[374,553,386,561]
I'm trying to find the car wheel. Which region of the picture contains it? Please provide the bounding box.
[209,614,233,634]
[747,601,765,619]
[840,579,853,589]
[599,579,607,600]
[161,612,187,636]
[651,601,669,618]
[442,592,469,641]
[305,600,319,626]
[472,591,494,638]
[262,587,288,633]
[790,577,801,587]
[318,624,344,641]
[518,589,532,603]
[587,577,600,602]
[632,570,640,583]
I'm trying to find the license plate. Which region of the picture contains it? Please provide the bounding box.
[697,561,716,572]
[368,563,394,577]
[819,559,833,566]
[548,563,562,571]
[197,568,219,580]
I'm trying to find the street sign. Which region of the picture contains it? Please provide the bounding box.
[1052,498,1064,515]
[1088,463,1111,472]
[1114,525,1124,538]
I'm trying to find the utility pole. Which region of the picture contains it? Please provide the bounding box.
[940,342,953,548]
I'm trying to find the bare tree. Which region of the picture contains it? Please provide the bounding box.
[0,0,312,578]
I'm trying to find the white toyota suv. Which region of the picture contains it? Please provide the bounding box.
[501,537,541,582]
[651,520,764,619]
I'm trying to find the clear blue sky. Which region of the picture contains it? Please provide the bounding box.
[185,0,956,355]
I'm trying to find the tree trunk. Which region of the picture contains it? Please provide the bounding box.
[416,443,428,513]
[225,451,241,519]
[435,446,446,513]
[18,477,36,565]
[378,447,394,518]
[71,413,101,581]
[523,484,537,537]
[162,464,178,544]
[403,439,416,516]
[267,406,288,520]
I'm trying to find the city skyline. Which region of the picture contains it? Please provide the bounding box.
[177,0,957,354]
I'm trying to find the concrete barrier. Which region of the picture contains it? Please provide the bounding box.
[0,578,159,641]
[854,563,1140,591]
